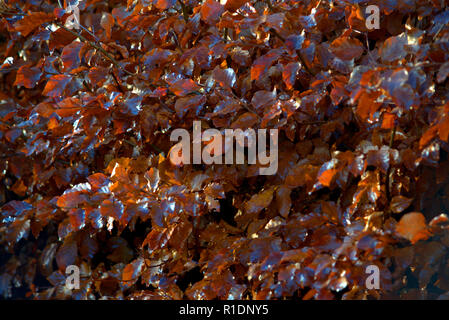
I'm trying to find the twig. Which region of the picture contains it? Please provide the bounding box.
[223,28,228,43]
[365,32,377,67]
[177,0,189,22]
[111,70,125,93]
[385,123,397,219]
[169,30,184,53]
[82,80,93,93]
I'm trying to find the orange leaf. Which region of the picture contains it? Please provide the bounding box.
[396,212,431,244]
[381,113,396,129]
[42,74,71,97]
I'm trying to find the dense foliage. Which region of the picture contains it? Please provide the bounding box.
[1,0,449,300]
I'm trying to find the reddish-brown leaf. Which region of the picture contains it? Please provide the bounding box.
[174,94,206,118]
[437,62,449,83]
[224,0,248,11]
[122,258,145,282]
[330,37,364,60]
[14,65,42,89]
[213,67,236,90]
[244,187,274,215]
[276,186,291,218]
[155,0,177,10]
[61,42,85,71]
[14,12,54,37]
[100,13,115,39]
[169,79,200,97]
[251,49,282,81]
[200,0,224,25]
[42,74,71,97]
[379,33,407,62]
[57,191,88,209]
[282,62,300,90]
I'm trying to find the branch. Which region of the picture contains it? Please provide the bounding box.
[383,123,397,222]
[111,70,125,93]
[178,0,189,22]
[385,123,397,202]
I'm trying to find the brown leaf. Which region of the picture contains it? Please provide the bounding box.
[200,0,224,25]
[224,0,248,11]
[251,49,282,81]
[88,67,109,87]
[379,33,407,62]
[155,0,177,10]
[14,12,54,37]
[330,37,364,60]
[122,258,145,282]
[244,187,274,215]
[14,65,42,89]
[213,67,236,90]
[42,74,71,97]
[174,94,206,118]
[282,62,300,90]
[437,62,449,83]
[61,41,85,72]
[230,112,258,129]
[276,186,291,218]
[100,13,115,39]
[390,196,413,214]
[57,191,88,209]
[169,79,200,97]
[56,237,77,270]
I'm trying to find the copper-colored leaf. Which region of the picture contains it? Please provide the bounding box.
[14,12,54,37]
[396,212,431,244]
[224,0,248,11]
[330,37,364,61]
[200,0,224,25]
[169,79,200,97]
[42,74,71,97]
[14,65,42,88]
